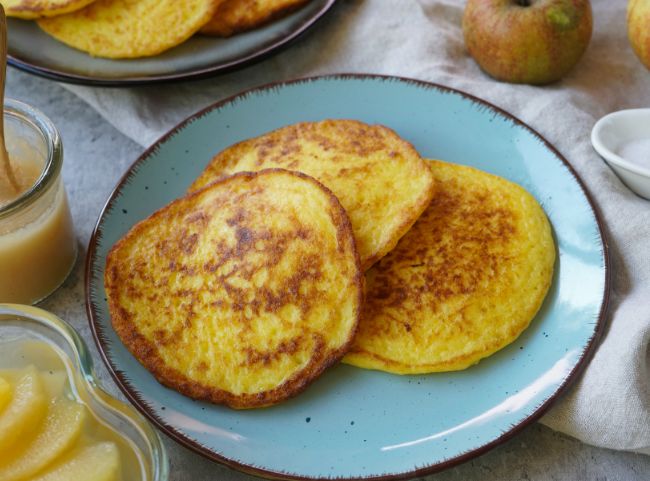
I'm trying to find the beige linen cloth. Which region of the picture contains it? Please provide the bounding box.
[65,0,650,455]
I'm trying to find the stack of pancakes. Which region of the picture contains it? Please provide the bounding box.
[2,0,312,58]
[105,119,555,409]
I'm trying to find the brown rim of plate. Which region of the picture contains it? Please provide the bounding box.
[7,0,337,87]
[85,74,611,481]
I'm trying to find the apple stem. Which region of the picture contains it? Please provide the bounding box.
[516,0,531,6]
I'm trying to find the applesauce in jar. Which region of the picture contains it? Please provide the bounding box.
[0,100,77,304]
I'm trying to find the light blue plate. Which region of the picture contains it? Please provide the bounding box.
[86,75,609,480]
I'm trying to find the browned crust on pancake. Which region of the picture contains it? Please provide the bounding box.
[344,160,555,374]
[200,0,310,37]
[105,169,363,409]
[189,119,436,271]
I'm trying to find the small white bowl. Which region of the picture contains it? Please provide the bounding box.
[591,108,650,200]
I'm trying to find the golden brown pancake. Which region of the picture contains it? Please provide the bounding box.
[200,0,309,37]
[105,169,363,409]
[189,120,435,271]
[343,160,555,374]
[37,0,221,58]
[0,0,96,19]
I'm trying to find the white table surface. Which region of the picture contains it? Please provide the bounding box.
[8,67,650,481]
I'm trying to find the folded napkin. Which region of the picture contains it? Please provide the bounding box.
[65,0,650,454]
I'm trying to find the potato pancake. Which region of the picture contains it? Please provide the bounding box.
[343,160,555,374]
[0,0,96,19]
[200,0,309,37]
[189,120,435,271]
[105,169,363,409]
[37,0,220,58]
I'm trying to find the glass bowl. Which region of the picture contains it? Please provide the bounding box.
[0,303,169,481]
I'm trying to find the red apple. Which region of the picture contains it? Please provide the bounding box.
[628,0,650,70]
[463,0,593,85]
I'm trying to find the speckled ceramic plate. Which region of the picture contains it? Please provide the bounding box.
[86,75,610,480]
[7,0,336,86]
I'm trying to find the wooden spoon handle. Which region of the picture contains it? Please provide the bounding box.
[0,5,19,193]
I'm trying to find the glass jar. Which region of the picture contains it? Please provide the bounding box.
[0,99,76,304]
